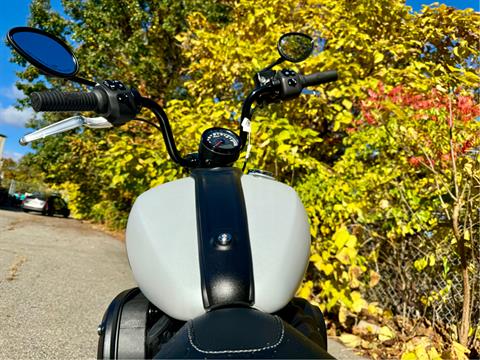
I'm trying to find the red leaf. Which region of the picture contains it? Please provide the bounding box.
[409,156,421,167]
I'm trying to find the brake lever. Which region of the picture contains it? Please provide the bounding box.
[20,115,112,145]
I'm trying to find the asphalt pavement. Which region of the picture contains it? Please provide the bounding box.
[0,208,135,359]
[0,208,366,359]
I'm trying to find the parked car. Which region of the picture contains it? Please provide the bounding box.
[22,193,70,218]
[0,187,8,205]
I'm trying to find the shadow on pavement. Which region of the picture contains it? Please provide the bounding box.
[0,204,23,212]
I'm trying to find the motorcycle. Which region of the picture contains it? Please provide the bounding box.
[7,26,338,359]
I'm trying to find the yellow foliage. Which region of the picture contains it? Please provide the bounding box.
[451,341,470,360]
[414,257,428,272]
[378,326,395,342]
[332,226,357,249]
[339,333,362,348]
[338,305,348,325]
[23,4,480,356]
[350,291,368,313]
[296,280,313,300]
[401,337,442,360]
[336,247,357,265]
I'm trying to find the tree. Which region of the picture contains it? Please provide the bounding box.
[174,0,479,352]
[1,158,17,183]
[0,154,47,192]
[11,0,480,355]
[12,0,232,227]
[358,84,480,348]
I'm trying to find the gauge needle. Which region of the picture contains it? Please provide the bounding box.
[213,139,224,148]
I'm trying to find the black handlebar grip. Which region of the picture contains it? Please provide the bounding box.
[30,90,100,112]
[300,70,338,87]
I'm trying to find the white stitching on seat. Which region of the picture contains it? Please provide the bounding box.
[187,315,285,354]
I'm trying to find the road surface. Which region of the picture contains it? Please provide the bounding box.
[0,208,135,359]
[0,208,365,359]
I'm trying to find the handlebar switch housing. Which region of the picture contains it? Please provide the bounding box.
[95,80,142,126]
[276,70,302,100]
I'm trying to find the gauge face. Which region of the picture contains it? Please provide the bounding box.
[203,128,240,153]
[199,127,241,167]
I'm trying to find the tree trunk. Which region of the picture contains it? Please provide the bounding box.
[452,201,471,346]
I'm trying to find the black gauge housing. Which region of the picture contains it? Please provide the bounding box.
[199,127,241,167]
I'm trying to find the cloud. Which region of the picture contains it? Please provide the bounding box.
[0,84,25,100]
[2,151,24,162]
[0,104,34,127]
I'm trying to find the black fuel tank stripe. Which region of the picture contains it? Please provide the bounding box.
[191,167,254,309]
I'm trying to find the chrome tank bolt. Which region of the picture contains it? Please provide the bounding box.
[217,233,232,246]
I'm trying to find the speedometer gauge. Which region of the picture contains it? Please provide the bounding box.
[205,129,240,152]
[199,127,241,167]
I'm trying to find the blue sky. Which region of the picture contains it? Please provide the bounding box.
[0,0,478,161]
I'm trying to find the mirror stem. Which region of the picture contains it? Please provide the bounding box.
[262,57,284,71]
[71,76,97,87]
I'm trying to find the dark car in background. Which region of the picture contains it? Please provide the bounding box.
[22,193,70,218]
[0,187,8,205]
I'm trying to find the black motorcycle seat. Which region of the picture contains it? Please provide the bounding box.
[154,307,334,359]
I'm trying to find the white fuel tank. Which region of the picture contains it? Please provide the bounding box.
[126,172,311,321]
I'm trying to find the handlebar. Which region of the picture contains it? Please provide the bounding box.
[239,69,338,148]
[27,69,339,168]
[27,82,197,168]
[30,82,140,127]
[299,70,338,87]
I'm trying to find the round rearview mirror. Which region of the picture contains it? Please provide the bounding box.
[277,32,314,63]
[7,27,79,78]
